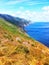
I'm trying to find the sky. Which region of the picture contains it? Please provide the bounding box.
[0,0,49,22]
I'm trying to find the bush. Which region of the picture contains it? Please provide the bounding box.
[31,44,35,46]
[18,40,22,43]
[44,63,49,65]
[12,45,29,54]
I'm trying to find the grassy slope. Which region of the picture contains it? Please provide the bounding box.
[0,18,49,65]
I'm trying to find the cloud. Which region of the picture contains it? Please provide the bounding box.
[0,6,49,22]
[6,0,29,5]
[0,10,14,15]
[6,1,21,5]
[42,6,49,11]
[1,10,49,22]
[13,9,49,22]
[28,2,49,5]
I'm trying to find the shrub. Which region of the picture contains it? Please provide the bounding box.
[18,40,22,43]
[31,44,35,46]
[44,63,49,65]
[12,45,29,54]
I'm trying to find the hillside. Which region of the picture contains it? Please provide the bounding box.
[0,18,49,65]
[0,14,29,29]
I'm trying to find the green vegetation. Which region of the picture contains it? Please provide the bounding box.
[0,18,19,35]
[0,18,30,39]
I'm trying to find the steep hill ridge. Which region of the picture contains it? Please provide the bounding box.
[0,14,29,29]
[0,18,49,65]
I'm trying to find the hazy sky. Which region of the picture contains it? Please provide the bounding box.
[0,0,49,22]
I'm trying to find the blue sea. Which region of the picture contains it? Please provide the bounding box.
[25,22,49,47]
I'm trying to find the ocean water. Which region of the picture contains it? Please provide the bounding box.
[25,22,49,47]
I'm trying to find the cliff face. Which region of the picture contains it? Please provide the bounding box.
[0,18,49,65]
